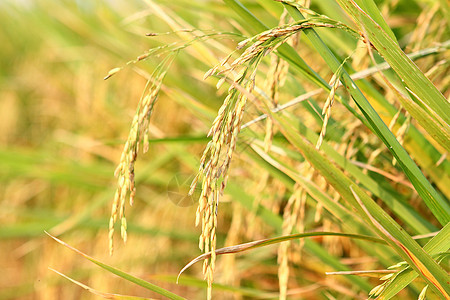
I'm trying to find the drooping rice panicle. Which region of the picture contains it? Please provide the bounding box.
[109,55,174,255]
[191,17,359,297]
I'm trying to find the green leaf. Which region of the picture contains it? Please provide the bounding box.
[335,0,450,125]
[270,109,450,297]
[283,4,450,226]
[46,233,186,300]
[381,223,450,299]
[50,268,152,300]
[178,231,386,279]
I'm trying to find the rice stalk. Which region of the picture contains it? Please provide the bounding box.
[189,17,352,296]
[316,55,352,150]
[189,67,254,298]
[263,10,292,153]
[108,55,175,255]
[107,30,241,256]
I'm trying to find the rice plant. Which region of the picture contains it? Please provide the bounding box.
[1,0,448,299]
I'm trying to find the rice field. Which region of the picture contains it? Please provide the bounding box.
[1,0,449,299]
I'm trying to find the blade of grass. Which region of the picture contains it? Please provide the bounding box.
[353,75,450,199]
[380,223,450,299]
[46,233,186,300]
[248,143,404,267]
[178,231,386,279]
[283,3,450,226]
[50,268,153,300]
[250,138,435,235]
[353,0,397,41]
[349,186,448,298]
[225,181,373,291]
[223,0,449,225]
[271,110,450,296]
[242,41,450,198]
[153,274,282,299]
[335,0,450,124]
[280,115,437,234]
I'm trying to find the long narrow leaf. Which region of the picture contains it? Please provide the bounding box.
[50,268,153,300]
[46,233,186,300]
[335,0,450,124]
[283,4,450,226]
[270,110,450,296]
[178,231,386,280]
[380,223,450,299]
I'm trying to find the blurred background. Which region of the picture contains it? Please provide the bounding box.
[0,1,221,299]
[1,0,448,299]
